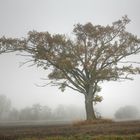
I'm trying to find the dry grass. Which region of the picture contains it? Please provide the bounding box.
[72,118,113,126]
[19,134,140,140]
[0,120,140,140]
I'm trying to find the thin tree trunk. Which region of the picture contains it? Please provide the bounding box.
[85,95,96,120]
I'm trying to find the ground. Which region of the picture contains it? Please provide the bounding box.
[0,120,140,140]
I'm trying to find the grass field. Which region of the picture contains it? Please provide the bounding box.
[0,120,140,140]
[18,134,140,140]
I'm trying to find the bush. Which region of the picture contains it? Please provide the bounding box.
[114,105,139,120]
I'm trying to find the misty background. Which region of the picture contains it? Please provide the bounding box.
[0,0,140,120]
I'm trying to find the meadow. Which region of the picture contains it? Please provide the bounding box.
[0,120,140,140]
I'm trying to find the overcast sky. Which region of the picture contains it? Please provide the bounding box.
[0,0,140,118]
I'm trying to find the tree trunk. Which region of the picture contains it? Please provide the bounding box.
[85,95,96,120]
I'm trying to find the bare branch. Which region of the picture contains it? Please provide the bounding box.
[119,61,140,64]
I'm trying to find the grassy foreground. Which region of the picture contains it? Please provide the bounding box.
[1,119,140,140]
[19,134,140,140]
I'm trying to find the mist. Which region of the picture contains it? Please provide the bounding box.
[0,0,140,123]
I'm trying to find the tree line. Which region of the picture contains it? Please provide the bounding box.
[0,94,85,121]
[0,94,140,122]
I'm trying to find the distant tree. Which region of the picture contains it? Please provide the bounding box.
[54,105,66,120]
[0,16,140,120]
[115,106,139,120]
[0,94,11,120]
[31,104,42,120]
[19,107,33,120]
[40,105,52,120]
[8,108,19,121]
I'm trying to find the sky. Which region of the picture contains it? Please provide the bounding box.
[0,0,140,118]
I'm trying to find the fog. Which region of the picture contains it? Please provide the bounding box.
[0,0,140,121]
[0,94,140,123]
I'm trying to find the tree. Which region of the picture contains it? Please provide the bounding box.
[40,105,52,120]
[8,108,19,121]
[31,104,42,120]
[0,94,11,120]
[54,105,67,120]
[19,107,34,120]
[115,106,139,120]
[0,16,140,120]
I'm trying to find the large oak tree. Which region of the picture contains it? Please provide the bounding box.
[0,16,140,120]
